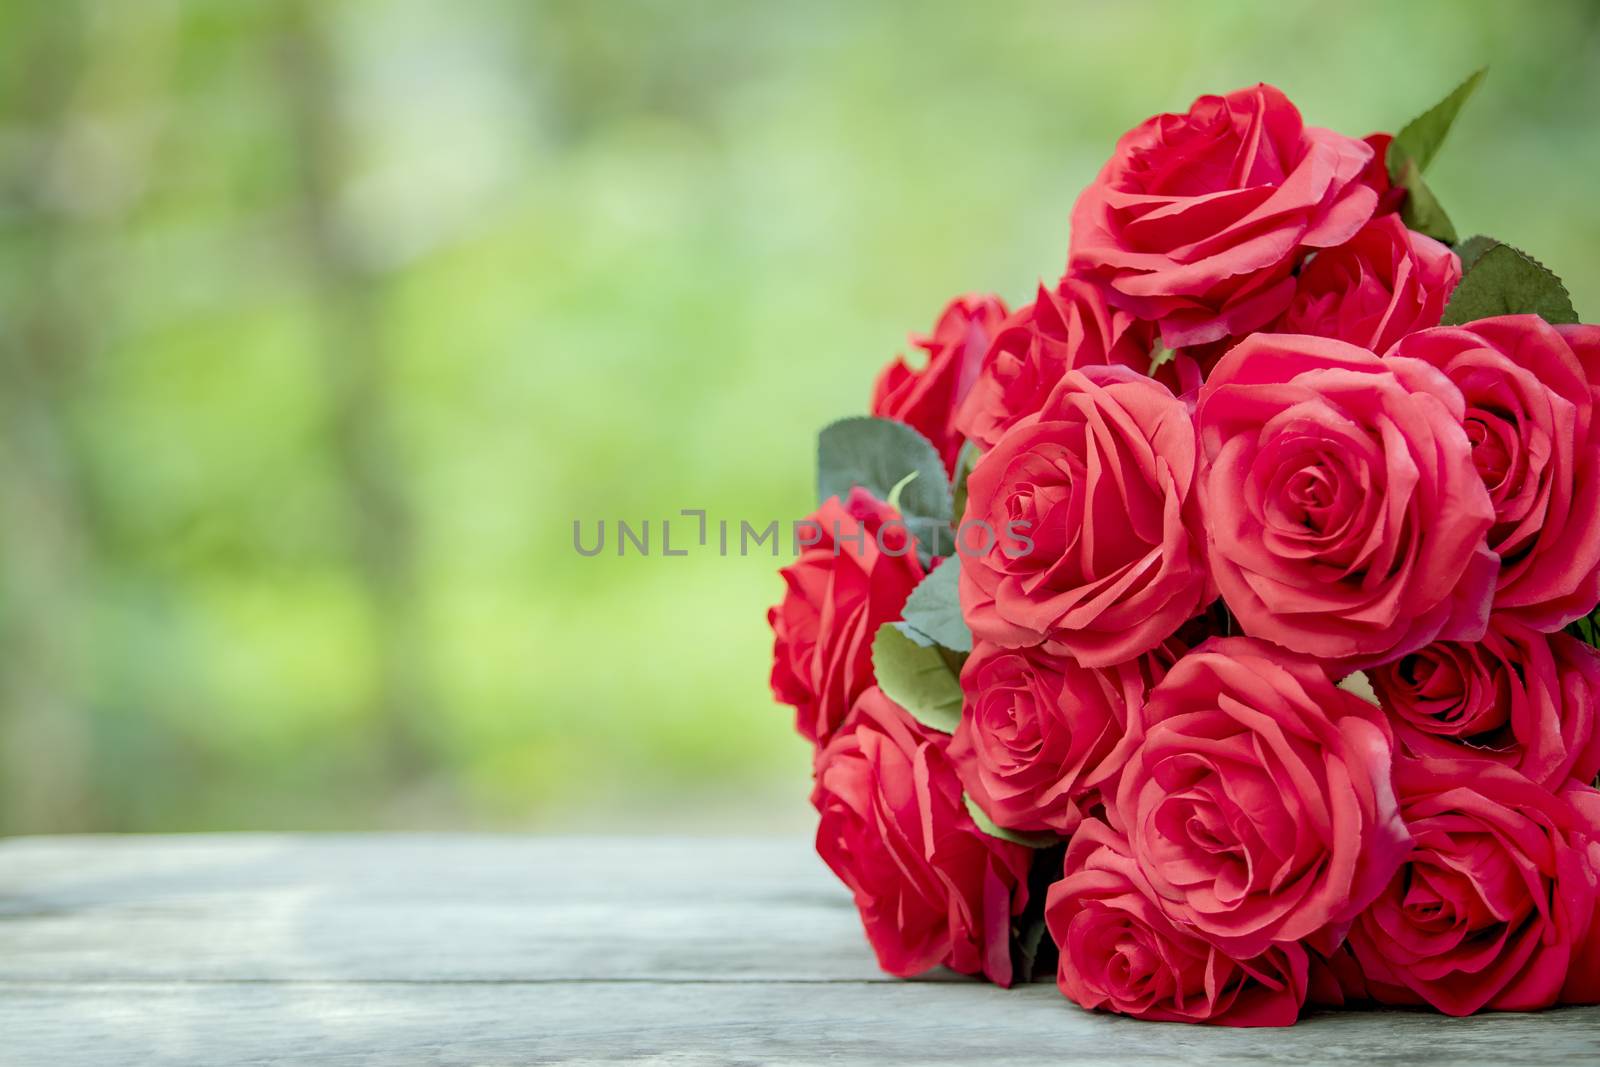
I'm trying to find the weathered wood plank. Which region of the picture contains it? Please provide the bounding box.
[1,835,1597,1066]
[0,835,883,983]
[5,979,1600,1066]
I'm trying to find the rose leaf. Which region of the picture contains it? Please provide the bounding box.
[895,558,972,653]
[962,793,1060,849]
[1440,241,1579,326]
[871,622,963,733]
[1388,67,1486,181]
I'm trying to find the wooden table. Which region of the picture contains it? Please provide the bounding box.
[1,835,1597,1065]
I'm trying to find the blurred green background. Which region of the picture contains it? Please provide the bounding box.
[1,0,1597,834]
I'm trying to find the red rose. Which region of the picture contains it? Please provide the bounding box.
[1561,784,1600,1005]
[812,686,1034,985]
[949,641,1169,835]
[1046,819,1311,1026]
[1113,637,1411,957]
[872,293,1009,472]
[1388,317,1600,630]
[1347,759,1600,1016]
[1370,614,1600,789]
[769,489,924,746]
[1196,333,1497,665]
[1275,214,1460,353]
[959,364,1214,667]
[1069,84,1377,348]
[953,276,1154,451]
[1357,132,1406,217]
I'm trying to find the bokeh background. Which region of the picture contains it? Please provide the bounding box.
[2,0,1598,834]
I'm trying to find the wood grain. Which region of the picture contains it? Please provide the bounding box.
[1,835,1596,1065]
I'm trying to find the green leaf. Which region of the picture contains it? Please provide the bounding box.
[1013,913,1050,984]
[818,417,951,559]
[871,623,963,733]
[963,793,1060,849]
[1440,242,1579,326]
[1336,670,1379,707]
[951,438,982,524]
[1454,234,1498,272]
[1388,67,1486,181]
[1566,609,1600,650]
[1396,161,1457,244]
[895,559,972,653]
[1147,342,1176,377]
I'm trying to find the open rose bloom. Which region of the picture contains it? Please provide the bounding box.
[770,79,1600,1027]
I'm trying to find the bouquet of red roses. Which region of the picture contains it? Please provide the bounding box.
[768,73,1600,1026]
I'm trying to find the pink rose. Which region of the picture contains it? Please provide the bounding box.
[1275,214,1460,353]
[1387,317,1600,630]
[871,293,1010,472]
[1561,784,1600,1005]
[953,275,1154,451]
[1348,758,1600,1016]
[1113,637,1412,957]
[769,489,923,746]
[959,364,1214,667]
[1370,614,1600,789]
[1045,819,1311,1026]
[812,686,1034,985]
[1196,333,1498,665]
[949,641,1170,835]
[1069,84,1377,348]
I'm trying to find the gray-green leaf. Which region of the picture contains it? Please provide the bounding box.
[1388,67,1486,181]
[963,793,1059,849]
[871,623,963,733]
[1440,241,1579,326]
[895,559,972,653]
[951,438,982,524]
[818,416,950,518]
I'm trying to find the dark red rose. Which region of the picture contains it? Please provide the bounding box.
[959,364,1214,667]
[953,275,1154,451]
[769,489,923,746]
[1046,818,1311,1026]
[1348,758,1600,1016]
[1370,614,1600,789]
[1388,317,1600,630]
[812,686,1034,985]
[872,293,1009,472]
[949,641,1170,835]
[1069,84,1377,348]
[1276,214,1460,353]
